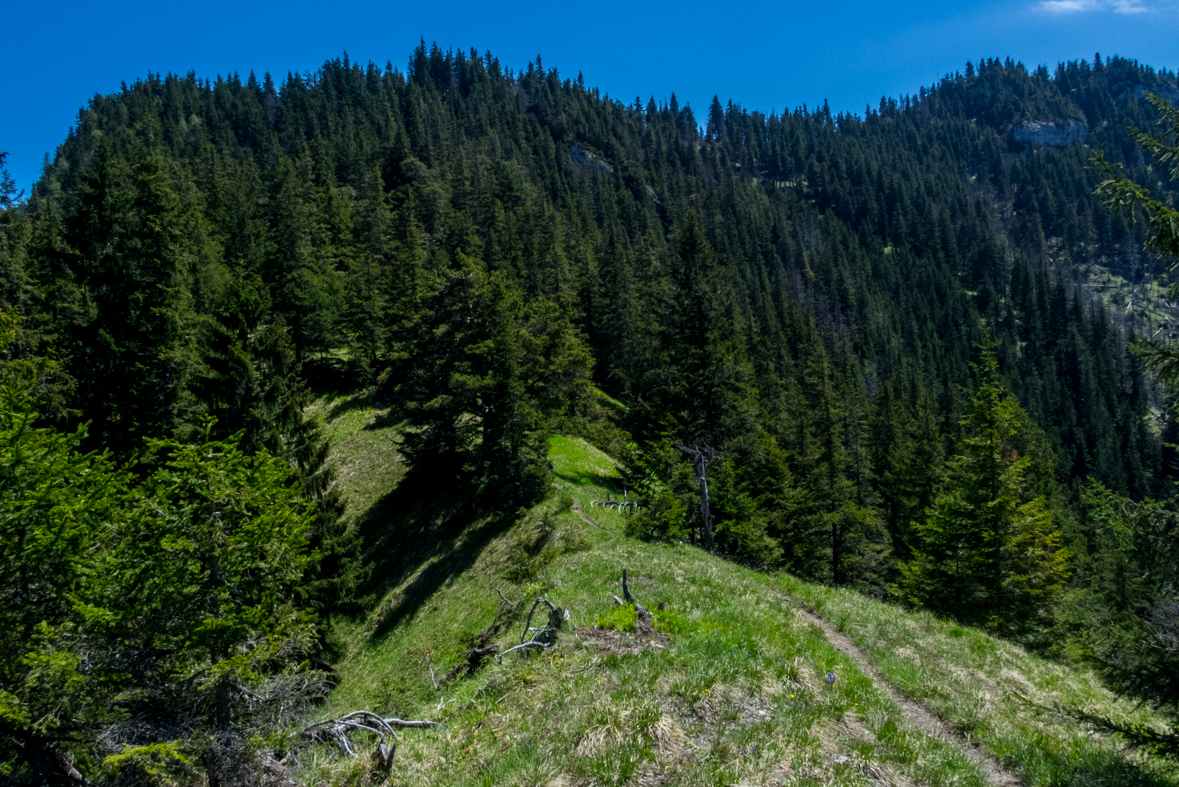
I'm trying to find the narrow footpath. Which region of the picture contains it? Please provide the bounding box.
[780,593,1025,787]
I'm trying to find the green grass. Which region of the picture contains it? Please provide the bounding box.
[591,385,630,417]
[779,576,1179,787]
[306,432,1000,786]
[306,392,405,524]
[304,409,1177,786]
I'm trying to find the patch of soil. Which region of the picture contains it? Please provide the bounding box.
[574,626,669,655]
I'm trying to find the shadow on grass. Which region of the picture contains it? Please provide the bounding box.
[323,392,378,422]
[1020,741,1178,787]
[353,459,518,642]
[554,468,625,496]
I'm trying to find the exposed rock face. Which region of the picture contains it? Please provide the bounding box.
[570,145,614,175]
[1013,119,1087,147]
[1134,84,1179,105]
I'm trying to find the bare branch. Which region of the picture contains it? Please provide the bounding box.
[498,597,566,664]
[521,597,557,645]
[383,718,438,729]
[301,710,437,765]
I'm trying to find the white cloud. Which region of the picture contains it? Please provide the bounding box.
[1037,0,1150,11]
[1039,0,1097,10]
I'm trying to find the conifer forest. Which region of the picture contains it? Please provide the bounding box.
[2,43,1179,785]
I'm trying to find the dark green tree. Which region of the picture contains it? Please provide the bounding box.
[0,311,125,786]
[900,329,1069,632]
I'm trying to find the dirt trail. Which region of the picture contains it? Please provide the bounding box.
[571,501,614,536]
[781,594,1023,787]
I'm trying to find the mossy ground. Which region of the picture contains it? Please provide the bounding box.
[303,394,1177,786]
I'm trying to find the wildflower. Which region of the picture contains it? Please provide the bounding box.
[825,671,837,685]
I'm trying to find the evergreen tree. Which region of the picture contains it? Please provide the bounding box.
[0,311,125,786]
[96,428,322,784]
[900,328,1069,633]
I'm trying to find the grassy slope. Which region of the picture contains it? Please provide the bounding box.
[305,393,1176,787]
[782,578,1177,787]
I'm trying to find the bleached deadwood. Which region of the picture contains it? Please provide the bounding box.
[384,718,438,729]
[493,586,517,606]
[590,499,640,512]
[301,711,437,770]
[498,640,553,659]
[678,442,722,553]
[487,571,517,606]
[498,597,566,664]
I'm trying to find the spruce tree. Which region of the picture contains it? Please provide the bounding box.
[900,328,1068,633]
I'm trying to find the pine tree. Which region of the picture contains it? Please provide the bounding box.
[97,428,322,783]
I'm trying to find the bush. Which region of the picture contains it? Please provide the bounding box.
[653,607,689,635]
[594,604,638,632]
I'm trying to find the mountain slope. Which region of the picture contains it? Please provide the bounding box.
[6,47,1176,607]
[306,396,1175,786]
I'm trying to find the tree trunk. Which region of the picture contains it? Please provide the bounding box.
[831,515,841,585]
[698,459,714,554]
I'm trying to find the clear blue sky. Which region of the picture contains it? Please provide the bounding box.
[3,0,1177,192]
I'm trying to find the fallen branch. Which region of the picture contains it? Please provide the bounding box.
[498,597,567,664]
[498,640,553,660]
[591,500,640,512]
[488,571,517,606]
[384,718,438,729]
[521,598,557,645]
[493,586,517,606]
[301,711,437,770]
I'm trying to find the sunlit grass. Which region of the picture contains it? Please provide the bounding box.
[307,433,996,786]
[306,391,405,524]
[304,422,1178,786]
[779,575,1179,787]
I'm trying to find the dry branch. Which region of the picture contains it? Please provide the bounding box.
[487,571,517,606]
[301,711,437,770]
[590,499,640,513]
[498,597,567,664]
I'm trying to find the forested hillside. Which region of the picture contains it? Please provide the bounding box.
[2,44,1179,785]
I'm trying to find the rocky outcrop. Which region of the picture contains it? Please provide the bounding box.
[1133,83,1179,105]
[1012,119,1087,147]
[570,145,614,175]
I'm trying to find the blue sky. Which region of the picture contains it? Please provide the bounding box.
[3,0,1177,192]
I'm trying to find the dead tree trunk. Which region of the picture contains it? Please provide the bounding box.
[678,443,720,554]
[696,458,714,554]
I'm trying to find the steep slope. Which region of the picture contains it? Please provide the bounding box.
[306,396,1176,787]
